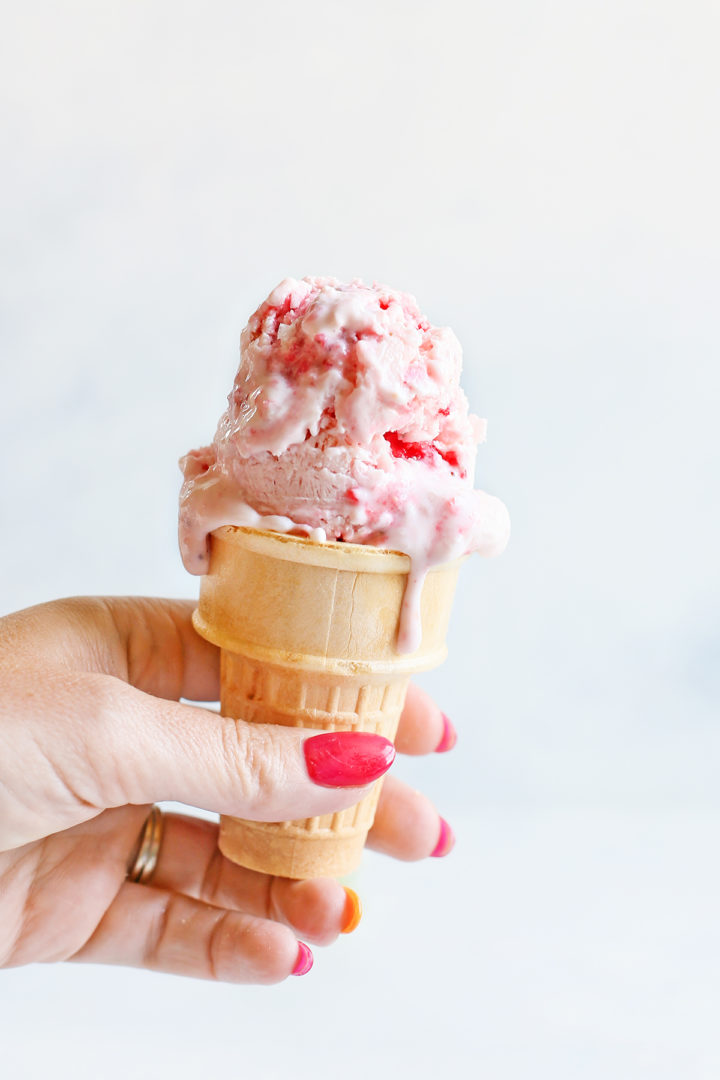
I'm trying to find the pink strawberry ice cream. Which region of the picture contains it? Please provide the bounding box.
[179,276,510,652]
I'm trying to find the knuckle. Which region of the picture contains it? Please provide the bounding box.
[216,720,288,816]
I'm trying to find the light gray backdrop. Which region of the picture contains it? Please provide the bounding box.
[1,2,718,1078]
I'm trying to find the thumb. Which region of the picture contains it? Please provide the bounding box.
[89,676,395,823]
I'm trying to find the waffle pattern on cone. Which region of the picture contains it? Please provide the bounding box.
[194,527,460,879]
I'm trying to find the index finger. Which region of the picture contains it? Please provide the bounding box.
[33,601,451,745]
[394,682,456,756]
[105,597,220,702]
[2,597,220,703]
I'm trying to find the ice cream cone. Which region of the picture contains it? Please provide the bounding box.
[192,525,460,879]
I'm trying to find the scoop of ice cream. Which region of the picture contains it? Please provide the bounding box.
[179,276,510,650]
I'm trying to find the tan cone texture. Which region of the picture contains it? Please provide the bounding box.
[192,526,460,879]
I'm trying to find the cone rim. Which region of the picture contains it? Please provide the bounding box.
[211,525,465,574]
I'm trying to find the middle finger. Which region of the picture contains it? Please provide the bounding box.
[151,812,360,945]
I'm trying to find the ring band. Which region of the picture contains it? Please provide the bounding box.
[126,805,164,884]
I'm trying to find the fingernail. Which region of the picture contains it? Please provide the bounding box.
[435,713,457,753]
[304,732,395,788]
[341,887,363,934]
[430,817,455,858]
[291,942,314,976]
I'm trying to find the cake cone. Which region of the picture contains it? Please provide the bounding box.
[192,525,460,879]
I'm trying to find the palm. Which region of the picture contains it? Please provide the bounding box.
[2,806,147,967]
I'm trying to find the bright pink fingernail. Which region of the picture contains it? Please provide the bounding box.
[304,732,395,788]
[431,817,455,858]
[435,713,457,753]
[291,942,314,976]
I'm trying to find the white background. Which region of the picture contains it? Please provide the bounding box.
[1,2,719,1077]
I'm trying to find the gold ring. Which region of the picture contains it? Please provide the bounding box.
[126,805,164,884]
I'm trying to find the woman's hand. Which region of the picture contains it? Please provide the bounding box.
[0,598,456,983]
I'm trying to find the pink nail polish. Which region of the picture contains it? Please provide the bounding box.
[304,732,395,788]
[435,713,457,753]
[291,942,314,976]
[430,817,455,858]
